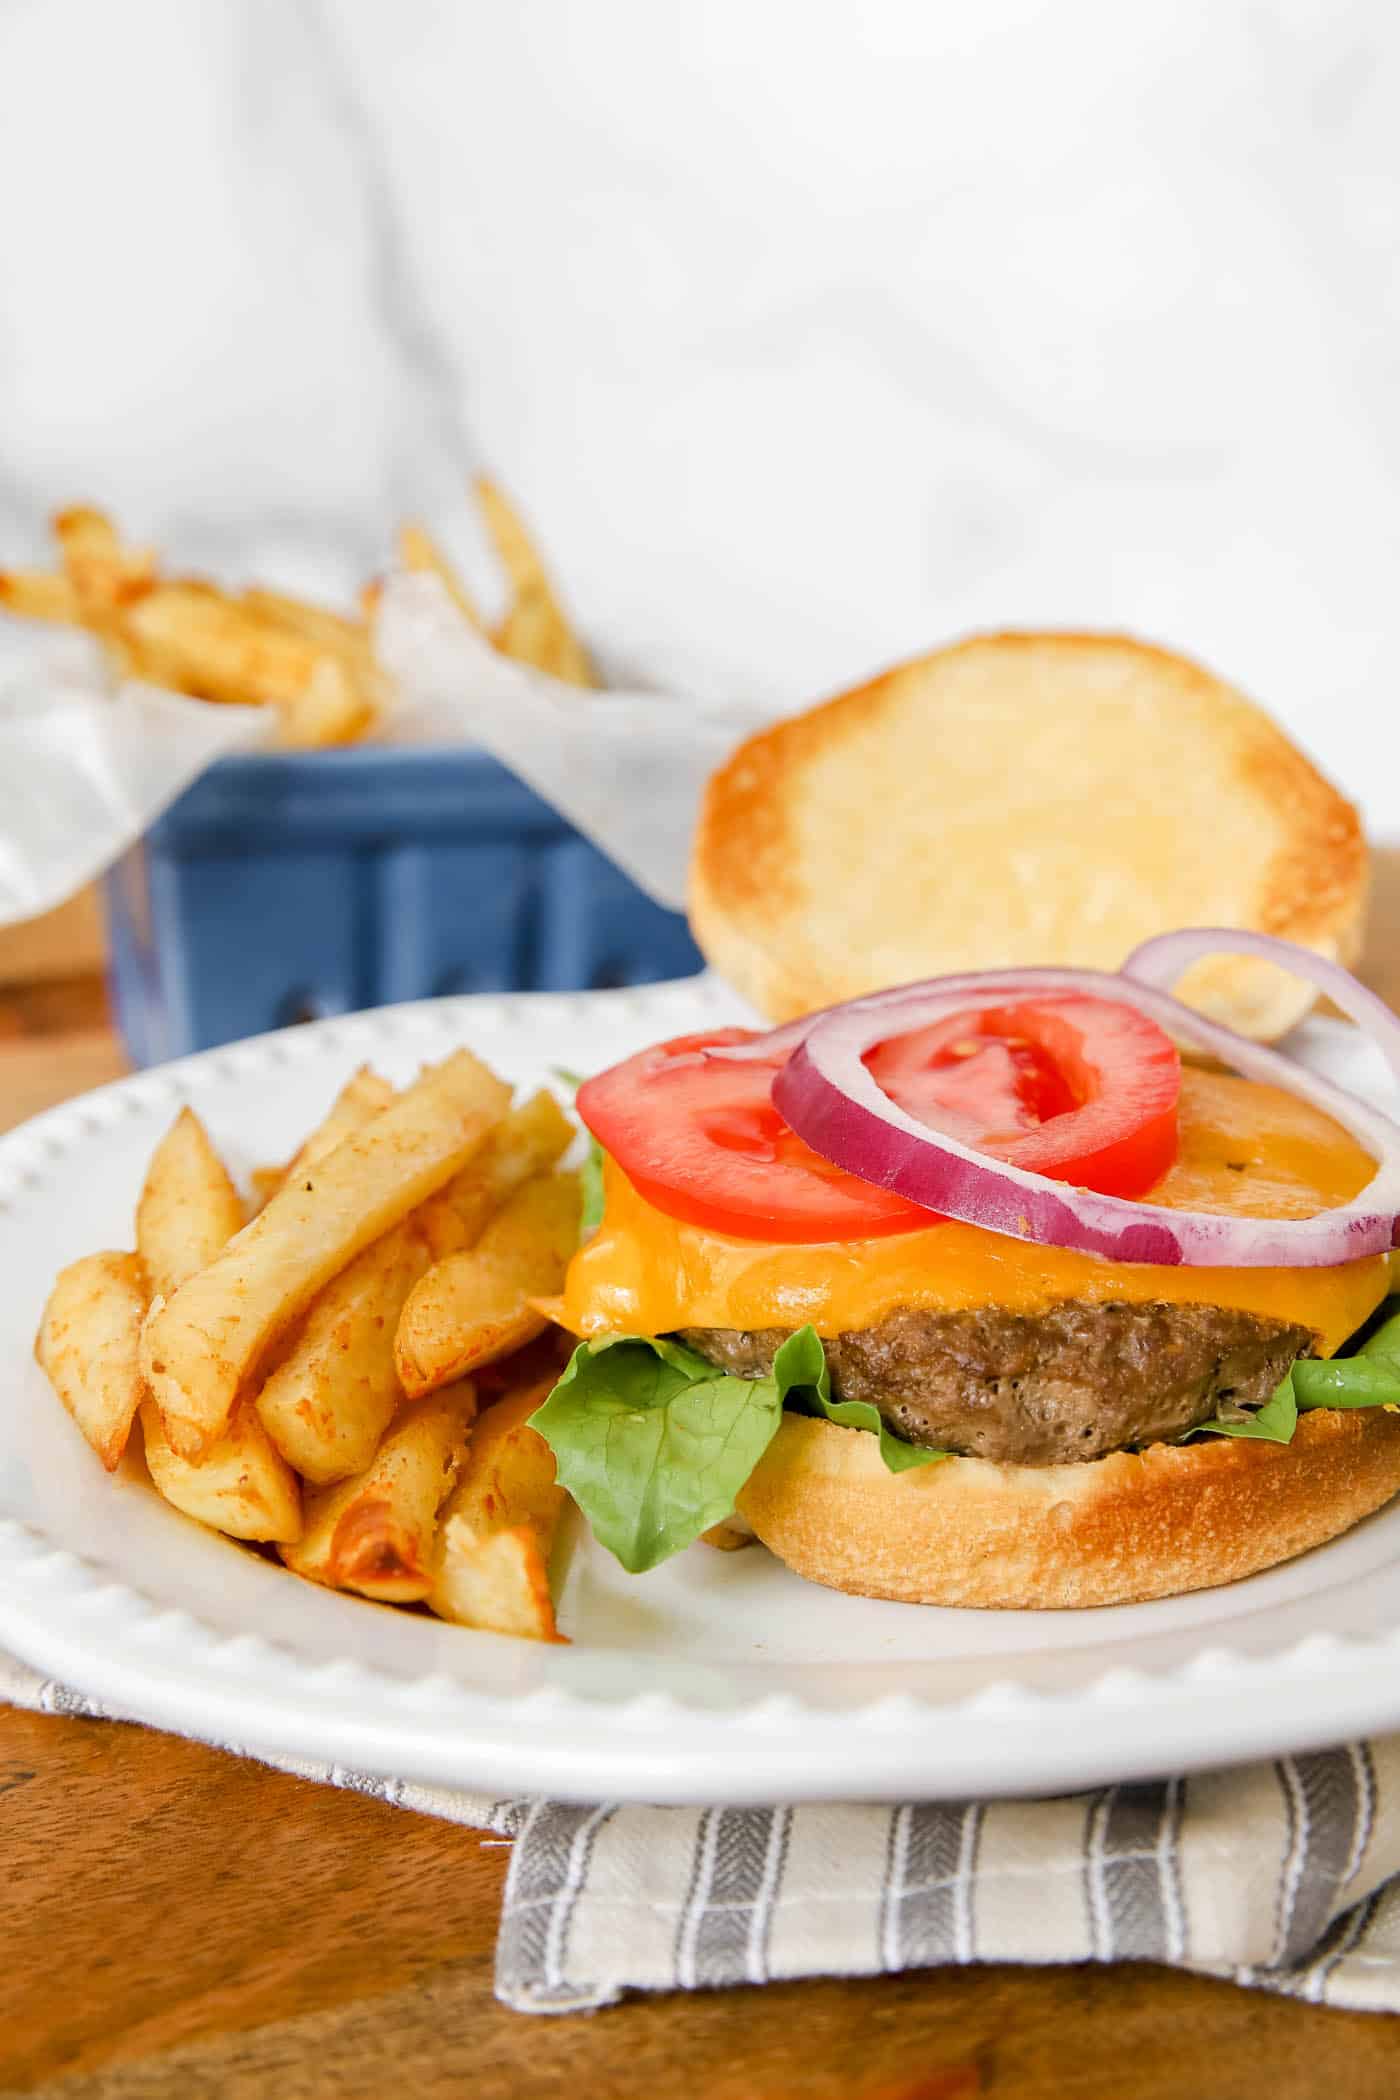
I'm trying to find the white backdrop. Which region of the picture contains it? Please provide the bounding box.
[1,0,1397,825]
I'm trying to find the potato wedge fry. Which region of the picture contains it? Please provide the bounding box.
[429,1382,565,1640]
[397,522,481,631]
[258,1065,397,1204]
[438,1088,574,1242]
[142,1397,301,1544]
[0,569,81,624]
[136,1107,244,1303]
[248,1165,285,1211]
[35,1251,148,1472]
[143,1050,511,1458]
[251,1066,396,1211]
[476,476,594,687]
[255,1219,432,1483]
[395,1170,581,1398]
[281,1387,475,1602]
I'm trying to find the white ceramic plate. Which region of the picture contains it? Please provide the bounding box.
[4,976,1400,1805]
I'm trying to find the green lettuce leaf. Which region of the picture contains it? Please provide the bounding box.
[577,1135,606,1239]
[530,1323,944,1572]
[1190,1296,1400,1445]
[530,1334,785,1572]
[772,1324,949,1475]
[1190,1372,1300,1444]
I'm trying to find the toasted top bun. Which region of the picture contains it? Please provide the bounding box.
[689,633,1367,1040]
[736,1406,1400,1610]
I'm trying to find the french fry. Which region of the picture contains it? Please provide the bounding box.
[395,1170,581,1398]
[428,1382,565,1640]
[396,522,482,631]
[475,475,594,687]
[412,1196,473,1263]
[248,1166,286,1211]
[136,1107,244,1303]
[54,506,155,611]
[240,588,369,657]
[142,1398,301,1544]
[255,1219,432,1483]
[122,582,324,706]
[281,1386,475,1602]
[35,1251,148,1472]
[143,1050,511,1458]
[438,1088,574,1241]
[269,654,375,749]
[254,1065,396,1205]
[0,569,80,624]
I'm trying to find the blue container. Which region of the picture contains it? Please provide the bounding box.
[104,747,703,1066]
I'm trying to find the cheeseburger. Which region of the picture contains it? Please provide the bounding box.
[532,930,1400,1608]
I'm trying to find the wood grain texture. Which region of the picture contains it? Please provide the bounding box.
[4,848,1400,2096]
[0,886,105,988]
[4,1711,1398,2100]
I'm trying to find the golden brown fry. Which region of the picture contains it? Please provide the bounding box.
[270,654,375,749]
[271,1066,397,1198]
[428,1382,565,1640]
[248,1165,285,1212]
[122,583,324,706]
[475,476,594,687]
[438,1088,574,1242]
[396,522,482,631]
[142,1397,301,1544]
[252,1066,397,1212]
[35,1251,148,1472]
[0,569,80,624]
[54,506,156,611]
[136,1107,244,1303]
[255,1219,432,1483]
[395,1170,581,1399]
[143,1049,511,1459]
[9,509,385,745]
[240,588,369,656]
[281,1386,475,1602]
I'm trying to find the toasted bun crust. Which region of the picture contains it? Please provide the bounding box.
[690,633,1367,1040]
[735,1407,1400,1609]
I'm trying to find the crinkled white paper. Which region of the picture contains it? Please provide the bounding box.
[0,581,778,929]
[374,574,782,912]
[0,635,266,925]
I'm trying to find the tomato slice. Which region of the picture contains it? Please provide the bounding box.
[577,998,1181,1244]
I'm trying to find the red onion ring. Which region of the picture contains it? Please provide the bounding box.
[766,947,1400,1267]
[1121,929,1400,1088]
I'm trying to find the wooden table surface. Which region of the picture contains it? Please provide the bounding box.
[5,866,1400,2100]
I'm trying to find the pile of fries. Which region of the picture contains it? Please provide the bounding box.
[0,477,594,749]
[36,1048,582,1641]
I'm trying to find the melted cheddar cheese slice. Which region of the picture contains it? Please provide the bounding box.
[561,1069,1393,1358]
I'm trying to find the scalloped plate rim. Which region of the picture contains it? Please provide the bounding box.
[3,976,1400,1803]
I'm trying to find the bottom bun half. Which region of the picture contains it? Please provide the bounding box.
[734,1408,1400,1610]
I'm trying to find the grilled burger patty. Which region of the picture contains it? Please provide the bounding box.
[678,1303,1313,1466]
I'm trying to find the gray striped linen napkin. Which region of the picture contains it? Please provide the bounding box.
[7,1649,1400,2017]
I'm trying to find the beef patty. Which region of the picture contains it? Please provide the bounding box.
[678,1302,1312,1466]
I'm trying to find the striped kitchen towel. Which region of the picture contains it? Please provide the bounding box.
[7,1650,1400,2016]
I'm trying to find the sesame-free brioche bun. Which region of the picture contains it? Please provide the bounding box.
[735,1406,1400,1610]
[689,633,1367,1041]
